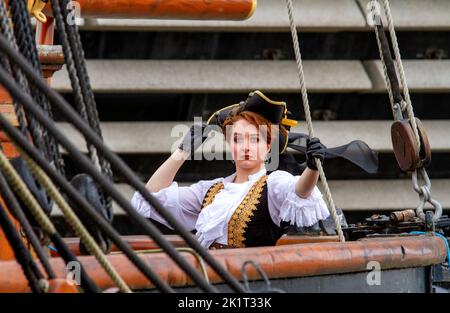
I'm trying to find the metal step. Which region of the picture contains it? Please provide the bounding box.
[57,120,450,154]
[50,179,450,216]
[52,60,450,93]
[52,60,371,93]
[77,0,450,32]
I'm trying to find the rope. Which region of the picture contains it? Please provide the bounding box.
[52,0,113,212]
[379,0,421,153]
[0,36,244,292]
[0,51,222,293]
[369,1,442,221]
[0,113,174,293]
[0,168,56,280]
[372,20,396,117]
[9,0,64,175]
[112,247,210,284]
[0,149,56,234]
[50,0,100,172]
[19,149,132,293]
[0,0,29,137]
[284,0,345,242]
[0,147,99,293]
[0,197,44,293]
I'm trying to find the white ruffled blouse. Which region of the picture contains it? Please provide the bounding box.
[130,167,330,248]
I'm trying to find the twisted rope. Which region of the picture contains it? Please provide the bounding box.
[53,0,112,212]
[380,0,421,154]
[285,0,345,242]
[20,149,131,293]
[0,0,29,137]
[9,0,64,175]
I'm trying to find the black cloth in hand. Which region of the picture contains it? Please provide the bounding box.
[306,137,326,171]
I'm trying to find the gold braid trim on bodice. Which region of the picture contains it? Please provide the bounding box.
[227,175,267,248]
[200,175,268,248]
[201,182,224,210]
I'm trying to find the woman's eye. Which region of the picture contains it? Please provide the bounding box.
[250,137,259,143]
[234,137,243,143]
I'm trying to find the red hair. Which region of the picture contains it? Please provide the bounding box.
[221,110,274,143]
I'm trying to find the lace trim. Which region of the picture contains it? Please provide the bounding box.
[227,175,267,248]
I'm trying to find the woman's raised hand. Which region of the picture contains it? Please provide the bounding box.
[305,137,326,171]
[178,122,212,159]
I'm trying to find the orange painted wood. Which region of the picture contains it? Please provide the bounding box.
[2,235,447,292]
[42,0,256,20]
[53,235,340,257]
[0,87,12,104]
[0,198,22,260]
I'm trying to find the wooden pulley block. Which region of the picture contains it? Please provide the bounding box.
[391,118,431,172]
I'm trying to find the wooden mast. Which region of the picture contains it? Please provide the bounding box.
[42,0,257,20]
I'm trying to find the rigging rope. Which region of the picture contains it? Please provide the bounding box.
[0,147,99,293]
[380,0,421,154]
[284,0,345,242]
[20,149,132,293]
[0,45,225,292]
[0,195,44,293]
[9,0,64,175]
[0,0,29,138]
[369,0,442,222]
[51,0,113,212]
[115,247,211,284]
[0,109,173,293]
[0,168,56,280]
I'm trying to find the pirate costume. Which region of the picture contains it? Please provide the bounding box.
[131,91,330,249]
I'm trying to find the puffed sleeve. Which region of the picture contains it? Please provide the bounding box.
[267,170,330,227]
[130,179,220,231]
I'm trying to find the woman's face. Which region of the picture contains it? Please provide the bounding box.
[228,118,270,170]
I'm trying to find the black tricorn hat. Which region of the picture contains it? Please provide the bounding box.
[206,90,298,153]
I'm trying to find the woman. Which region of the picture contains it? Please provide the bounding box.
[131,91,330,249]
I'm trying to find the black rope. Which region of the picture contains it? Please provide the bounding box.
[0,112,174,292]
[0,75,211,292]
[0,64,217,293]
[0,200,42,293]
[0,168,56,279]
[0,0,31,138]
[0,38,27,137]
[9,0,64,175]
[48,233,100,293]
[375,23,403,104]
[0,34,245,292]
[52,0,113,212]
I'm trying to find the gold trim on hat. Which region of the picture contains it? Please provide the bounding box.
[206,103,240,125]
[251,90,286,106]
